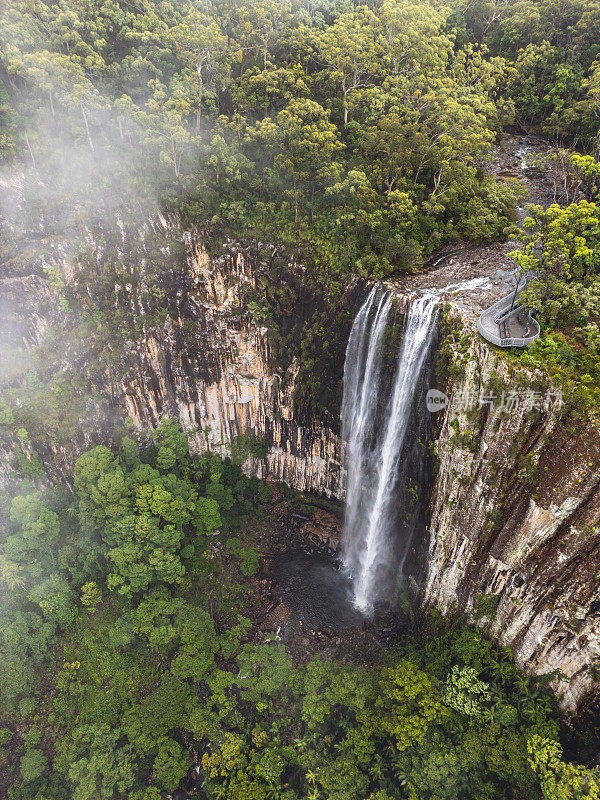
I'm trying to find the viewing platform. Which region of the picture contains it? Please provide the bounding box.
[477,282,540,348]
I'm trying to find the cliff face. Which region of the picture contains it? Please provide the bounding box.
[118,232,344,497]
[0,211,345,497]
[425,310,600,712]
[5,184,600,713]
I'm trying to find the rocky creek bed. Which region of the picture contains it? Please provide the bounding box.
[242,486,411,668]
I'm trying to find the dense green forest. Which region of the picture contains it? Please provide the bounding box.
[3,0,600,798]
[1,419,599,800]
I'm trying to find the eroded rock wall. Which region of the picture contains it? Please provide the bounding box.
[116,233,344,497]
[425,311,600,712]
[0,215,345,497]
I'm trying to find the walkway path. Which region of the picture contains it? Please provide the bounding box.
[477,282,540,347]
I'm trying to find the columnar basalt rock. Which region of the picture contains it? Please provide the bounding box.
[116,232,344,497]
[0,216,345,497]
[425,311,600,713]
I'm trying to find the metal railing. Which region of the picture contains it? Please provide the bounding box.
[477,284,540,348]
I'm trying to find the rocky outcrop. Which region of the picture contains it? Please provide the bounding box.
[115,233,344,497]
[425,309,600,712]
[0,214,345,497]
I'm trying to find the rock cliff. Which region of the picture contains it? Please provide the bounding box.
[0,209,346,496]
[4,166,600,714]
[119,231,345,496]
[425,306,600,713]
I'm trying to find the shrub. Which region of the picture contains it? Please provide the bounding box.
[20,749,48,782]
[474,593,501,620]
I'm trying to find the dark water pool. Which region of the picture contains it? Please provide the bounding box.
[270,549,364,632]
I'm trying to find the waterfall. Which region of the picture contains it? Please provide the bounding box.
[341,285,439,614]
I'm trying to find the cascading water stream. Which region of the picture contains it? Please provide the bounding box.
[341,285,439,614]
[341,288,394,545]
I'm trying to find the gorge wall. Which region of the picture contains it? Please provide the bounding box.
[119,232,345,497]
[426,307,600,713]
[0,209,347,497]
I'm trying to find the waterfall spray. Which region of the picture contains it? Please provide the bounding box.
[341,286,439,614]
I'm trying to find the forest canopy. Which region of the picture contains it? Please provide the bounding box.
[0,0,544,279]
[3,0,600,388]
[0,420,597,800]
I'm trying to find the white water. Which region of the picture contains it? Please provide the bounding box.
[341,286,439,614]
[341,287,394,548]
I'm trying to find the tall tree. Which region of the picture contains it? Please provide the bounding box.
[251,97,343,222]
[317,6,383,127]
[168,13,229,128]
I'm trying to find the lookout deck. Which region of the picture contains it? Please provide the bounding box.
[477,283,540,347]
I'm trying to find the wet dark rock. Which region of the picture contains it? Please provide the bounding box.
[270,549,363,632]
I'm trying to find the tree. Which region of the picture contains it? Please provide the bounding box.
[80,581,102,612]
[360,661,447,752]
[167,13,229,127]
[20,748,48,782]
[443,665,491,717]
[234,0,292,70]
[236,643,293,703]
[74,446,131,530]
[56,724,135,800]
[251,98,343,222]
[586,60,600,130]
[28,573,76,630]
[379,0,448,77]
[528,735,600,800]
[193,496,222,535]
[6,492,60,581]
[140,79,197,180]
[513,200,600,317]
[234,64,308,115]
[17,51,105,150]
[123,675,192,758]
[107,514,184,597]
[169,604,219,681]
[153,736,190,791]
[317,6,383,127]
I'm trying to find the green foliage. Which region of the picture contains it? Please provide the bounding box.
[227,537,260,576]
[0,0,521,299]
[80,581,102,612]
[230,434,270,464]
[0,400,14,426]
[454,0,600,147]
[443,665,492,717]
[3,426,568,800]
[0,436,588,800]
[20,748,48,782]
[510,191,600,406]
[153,737,190,792]
[528,735,600,799]
[239,547,260,576]
[15,436,46,479]
[55,724,135,800]
[366,660,448,752]
[474,593,501,620]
